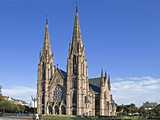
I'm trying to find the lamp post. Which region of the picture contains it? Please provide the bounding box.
[31,96,37,115]
[0,85,2,96]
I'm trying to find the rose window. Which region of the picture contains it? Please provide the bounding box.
[53,85,65,103]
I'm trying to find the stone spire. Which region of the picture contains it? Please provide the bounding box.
[100,69,105,86]
[108,74,111,91]
[69,6,84,57]
[42,18,53,57]
[101,68,103,77]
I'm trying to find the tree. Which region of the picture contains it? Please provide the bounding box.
[116,104,138,116]
[0,99,26,113]
[151,104,160,116]
[139,102,159,118]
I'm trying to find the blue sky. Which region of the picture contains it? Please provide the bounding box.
[0,0,160,106]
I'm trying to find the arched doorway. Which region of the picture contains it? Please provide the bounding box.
[61,105,66,114]
[48,105,53,114]
[55,105,59,114]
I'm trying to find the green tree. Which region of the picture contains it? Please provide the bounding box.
[0,99,26,113]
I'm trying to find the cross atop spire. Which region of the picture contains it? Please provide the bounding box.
[45,17,48,25]
[75,0,79,14]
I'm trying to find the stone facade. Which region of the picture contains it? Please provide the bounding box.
[37,8,116,116]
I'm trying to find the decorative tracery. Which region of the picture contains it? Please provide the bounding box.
[53,85,65,104]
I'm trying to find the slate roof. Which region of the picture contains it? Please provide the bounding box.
[89,77,101,87]
[89,84,100,93]
[57,68,67,80]
[89,77,101,94]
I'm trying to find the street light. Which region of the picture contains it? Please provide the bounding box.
[31,96,37,115]
[0,85,2,96]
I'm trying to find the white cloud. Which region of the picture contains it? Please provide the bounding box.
[111,76,160,106]
[2,86,36,103]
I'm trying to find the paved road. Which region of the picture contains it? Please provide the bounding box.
[0,116,33,120]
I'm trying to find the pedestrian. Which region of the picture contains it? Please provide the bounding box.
[35,113,39,120]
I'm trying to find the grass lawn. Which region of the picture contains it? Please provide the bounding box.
[42,115,121,120]
[42,115,144,120]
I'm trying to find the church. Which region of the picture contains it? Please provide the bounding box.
[37,7,116,116]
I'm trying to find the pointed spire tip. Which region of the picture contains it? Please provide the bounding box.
[105,72,107,78]
[75,0,79,15]
[45,17,48,25]
[101,68,104,77]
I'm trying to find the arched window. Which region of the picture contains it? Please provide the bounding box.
[72,90,77,105]
[42,62,46,80]
[73,55,77,75]
[48,105,53,114]
[48,67,51,80]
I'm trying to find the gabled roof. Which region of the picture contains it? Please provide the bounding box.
[89,84,100,94]
[57,68,67,80]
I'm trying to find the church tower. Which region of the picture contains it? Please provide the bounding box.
[37,19,54,114]
[100,71,114,116]
[66,7,88,115]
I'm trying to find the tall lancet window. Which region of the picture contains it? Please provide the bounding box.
[42,62,46,103]
[73,55,77,75]
[82,63,85,75]
[48,65,52,81]
[42,62,46,80]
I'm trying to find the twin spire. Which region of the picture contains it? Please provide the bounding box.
[41,4,111,90]
[42,4,82,58]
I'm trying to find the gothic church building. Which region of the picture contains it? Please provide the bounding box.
[37,8,116,116]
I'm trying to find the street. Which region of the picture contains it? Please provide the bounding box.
[0,116,33,120]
